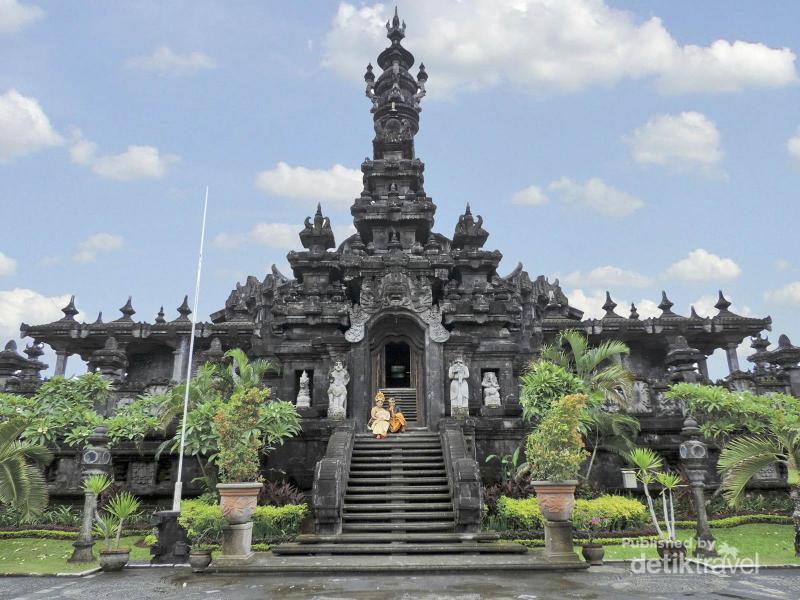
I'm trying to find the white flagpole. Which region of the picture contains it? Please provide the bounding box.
[172,186,209,512]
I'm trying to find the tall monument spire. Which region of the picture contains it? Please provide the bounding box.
[352,11,435,252]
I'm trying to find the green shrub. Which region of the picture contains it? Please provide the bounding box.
[519,361,585,423]
[526,394,588,481]
[252,504,307,540]
[177,500,224,545]
[496,497,543,530]
[494,495,647,532]
[0,529,77,540]
[573,495,649,530]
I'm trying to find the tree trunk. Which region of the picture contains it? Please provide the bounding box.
[791,485,800,557]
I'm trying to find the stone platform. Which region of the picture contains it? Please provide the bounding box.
[209,549,588,574]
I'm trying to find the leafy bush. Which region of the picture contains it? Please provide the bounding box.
[494,495,648,532]
[525,394,587,481]
[519,362,585,423]
[252,504,307,540]
[259,481,305,507]
[177,500,224,545]
[572,495,649,530]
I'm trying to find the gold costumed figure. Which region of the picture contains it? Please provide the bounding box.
[388,397,407,433]
[368,392,391,439]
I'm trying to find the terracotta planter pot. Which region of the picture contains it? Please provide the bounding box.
[98,548,130,572]
[189,550,213,573]
[581,543,604,566]
[532,480,578,522]
[657,539,687,563]
[217,482,262,525]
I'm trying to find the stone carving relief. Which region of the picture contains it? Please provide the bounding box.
[449,357,470,418]
[752,463,780,481]
[345,272,449,343]
[631,381,653,414]
[327,361,350,420]
[129,462,157,491]
[481,372,501,408]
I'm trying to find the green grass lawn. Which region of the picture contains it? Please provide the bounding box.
[600,524,799,566]
[0,536,151,575]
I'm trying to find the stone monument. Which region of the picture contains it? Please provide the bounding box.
[327,361,349,420]
[449,357,469,418]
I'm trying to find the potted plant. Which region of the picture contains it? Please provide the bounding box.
[581,516,609,565]
[178,500,224,572]
[215,387,267,524]
[93,491,141,571]
[526,393,588,521]
[629,448,686,563]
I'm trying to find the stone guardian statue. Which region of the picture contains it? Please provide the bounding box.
[481,371,501,408]
[327,361,350,420]
[449,357,470,418]
[296,370,311,408]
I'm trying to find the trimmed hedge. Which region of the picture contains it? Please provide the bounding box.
[253,504,307,540]
[514,535,660,548]
[675,514,792,529]
[0,528,150,540]
[495,495,649,531]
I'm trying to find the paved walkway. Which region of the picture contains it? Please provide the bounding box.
[2,564,800,599]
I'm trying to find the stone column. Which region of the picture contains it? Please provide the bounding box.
[679,416,717,558]
[54,349,69,377]
[171,337,188,382]
[69,426,112,563]
[724,343,740,374]
[697,355,709,380]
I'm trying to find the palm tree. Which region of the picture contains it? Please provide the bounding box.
[539,329,633,406]
[538,329,636,479]
[717,423,800,556]
[0,420,52,521]
[224,348,274,391]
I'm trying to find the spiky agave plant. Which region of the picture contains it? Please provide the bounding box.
[628,447,664,539]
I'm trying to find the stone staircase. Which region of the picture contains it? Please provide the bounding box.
[274,431,526,556]
[379,387,417,423]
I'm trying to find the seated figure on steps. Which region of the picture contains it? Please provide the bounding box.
[368,391,391,439]
[388,397,407,433]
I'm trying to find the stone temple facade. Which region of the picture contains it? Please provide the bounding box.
[4,15,799,500]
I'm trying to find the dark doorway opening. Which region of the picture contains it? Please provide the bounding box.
[384,342,411,388]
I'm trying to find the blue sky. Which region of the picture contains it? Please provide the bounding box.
[1,0,798,378]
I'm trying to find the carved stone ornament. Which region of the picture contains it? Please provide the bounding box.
[481,371,501,407]
[344,272,450,343]
[327,361,350,420]
[296,370,311,408]
[449,357,470,418]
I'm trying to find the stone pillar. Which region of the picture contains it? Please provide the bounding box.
[724,343,740,374]
[679,416,717,558]
[425,332,445,429]
[543,521,581,563]
[171,337,188,382]
[697,355,709,380]
[54,349,69,377]
[69,426,112,563]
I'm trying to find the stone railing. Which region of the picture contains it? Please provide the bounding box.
[312,422,355,535]
[439,419,481,533]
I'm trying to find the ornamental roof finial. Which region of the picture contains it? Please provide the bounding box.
[715,290,733,315]
[386,6,405,42]
[61,295,79,321]
[118,296,135,321]
[175,295,192,322]
[658,290,675,316]
[602,291,621,319]
[629,302,640,320]
[155,306,166,324]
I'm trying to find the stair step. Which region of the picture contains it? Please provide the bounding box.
[348,470,446,478]
[273,542,526,556]
[351,456,444,463]
[342,521,454,532]
[352,449,441,455]
[345,493,453,502]
[348,477,448,485]
[295,532,500,544]
[343,511,455,521]
[343,503,453,511]
[347,485,450,493]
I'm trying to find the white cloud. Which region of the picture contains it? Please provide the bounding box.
[764,281,800,305]
[255,162,362,209]
[566,288,660,320]
[0,0,43,35]
[322,1,797,96]
[0,251,16,276]
[70,131,178,181]
[664,249,741,282]
[690,293,751,317]
[0,288,72,341]
[72,233,123,263]
[563,266,652,288]
[788,127,800,164]
[214,222,356,251]
[775,259,792,271]
[548,177,644,217]
[0,89,63,162]
[126,46,217,77]
[511,185,549,206]
[627,112,722,168]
